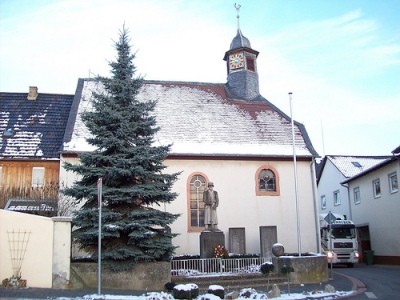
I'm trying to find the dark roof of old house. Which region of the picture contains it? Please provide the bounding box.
[0,90,74,159]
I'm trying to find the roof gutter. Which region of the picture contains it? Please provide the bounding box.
[60,150,314,161]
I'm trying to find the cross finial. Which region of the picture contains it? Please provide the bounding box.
[234,3,241,31]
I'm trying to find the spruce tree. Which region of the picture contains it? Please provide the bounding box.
[63,26,180,271]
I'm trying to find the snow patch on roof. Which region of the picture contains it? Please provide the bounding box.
[1,92,74,159]
[63,80,313,157]
[329,156,390,178]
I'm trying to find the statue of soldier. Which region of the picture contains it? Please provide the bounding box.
[203,182,219,230]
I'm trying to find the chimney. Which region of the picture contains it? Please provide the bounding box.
[27,86,38,100]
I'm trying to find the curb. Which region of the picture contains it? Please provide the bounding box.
[333,271,367,298]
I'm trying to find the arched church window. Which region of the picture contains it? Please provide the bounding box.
[259,169,276,191]
[255,166,280,196]
[188,173,207,231]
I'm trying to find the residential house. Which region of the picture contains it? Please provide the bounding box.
[317,155,390,219]
[61,27,321,258]
[341,146,399,265]
[0,87,74,214]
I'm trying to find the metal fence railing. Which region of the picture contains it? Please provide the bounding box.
[171,257,269,276]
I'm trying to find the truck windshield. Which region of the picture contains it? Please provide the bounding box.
[331,228,356,239]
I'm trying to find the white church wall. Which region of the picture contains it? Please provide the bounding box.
[60,155,319,257]
[164,158,318,256]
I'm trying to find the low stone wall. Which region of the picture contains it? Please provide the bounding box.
[70,261,171,291]
[272,254,328,284]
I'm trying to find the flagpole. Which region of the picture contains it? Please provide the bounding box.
[289,92,301,256]
[97,178,102,295]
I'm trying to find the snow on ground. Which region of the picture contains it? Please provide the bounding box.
[56,289,355,300]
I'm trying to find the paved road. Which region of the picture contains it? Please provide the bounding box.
[333,264,400,299]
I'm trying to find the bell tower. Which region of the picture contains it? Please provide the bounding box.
[223,4,260,101]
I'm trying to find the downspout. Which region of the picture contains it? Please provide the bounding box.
[310,157,321,253]
[341,182,352,221]
[394,154,400,200]
[393,151,400,183]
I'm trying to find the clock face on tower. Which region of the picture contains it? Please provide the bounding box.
[229,53,244,69]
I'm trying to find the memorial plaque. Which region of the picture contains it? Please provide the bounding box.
[229,227,246,254]
[260,226,277,259]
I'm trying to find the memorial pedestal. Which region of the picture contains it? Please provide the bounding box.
[200,230,225,258]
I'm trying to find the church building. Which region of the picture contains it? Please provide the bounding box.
[61,16,319,258]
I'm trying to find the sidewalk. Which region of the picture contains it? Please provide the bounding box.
[0,271,361,299]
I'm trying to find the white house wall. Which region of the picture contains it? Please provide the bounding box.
[318,159,351,218]
[348,161,400,257]
[61,155,319,256]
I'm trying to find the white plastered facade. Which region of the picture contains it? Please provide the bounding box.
[61,155,320,256]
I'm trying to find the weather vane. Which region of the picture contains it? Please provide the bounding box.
[234,3,241,31]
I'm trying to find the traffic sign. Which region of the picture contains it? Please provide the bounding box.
[325,212,336,224]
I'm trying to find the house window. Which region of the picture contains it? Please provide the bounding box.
[333,190,341,206]
[354,187,361,205]
[389,173,398,193]
[351,161,362,168]
[255,165,280,196]
[32,167,45,187]
[188,174,207,231]
[373,179,381,198]
[321,195,326,209]
[246,57,255,71]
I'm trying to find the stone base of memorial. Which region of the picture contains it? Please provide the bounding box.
[200,230,225,258]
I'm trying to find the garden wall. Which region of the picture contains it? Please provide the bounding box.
[0,210,71,288]
[70,261,171,291]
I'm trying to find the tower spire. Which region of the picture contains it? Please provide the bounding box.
[234,3,241,31]
[224,3,260,101]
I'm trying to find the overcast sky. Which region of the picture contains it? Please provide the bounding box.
[1,0,399,157]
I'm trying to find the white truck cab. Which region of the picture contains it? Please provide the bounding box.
[320,213,359,267]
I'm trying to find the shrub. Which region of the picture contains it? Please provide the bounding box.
[260,262,275,274]
[173,283,199,299]
[281,264,294,274]
[208,285,224,299]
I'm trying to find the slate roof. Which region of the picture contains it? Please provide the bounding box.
[0,91,74,159]
[63,79,318,158]
[316,155,392,183]
[230,29,252,49]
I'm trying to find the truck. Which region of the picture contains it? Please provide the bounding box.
[320,213,359,267]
